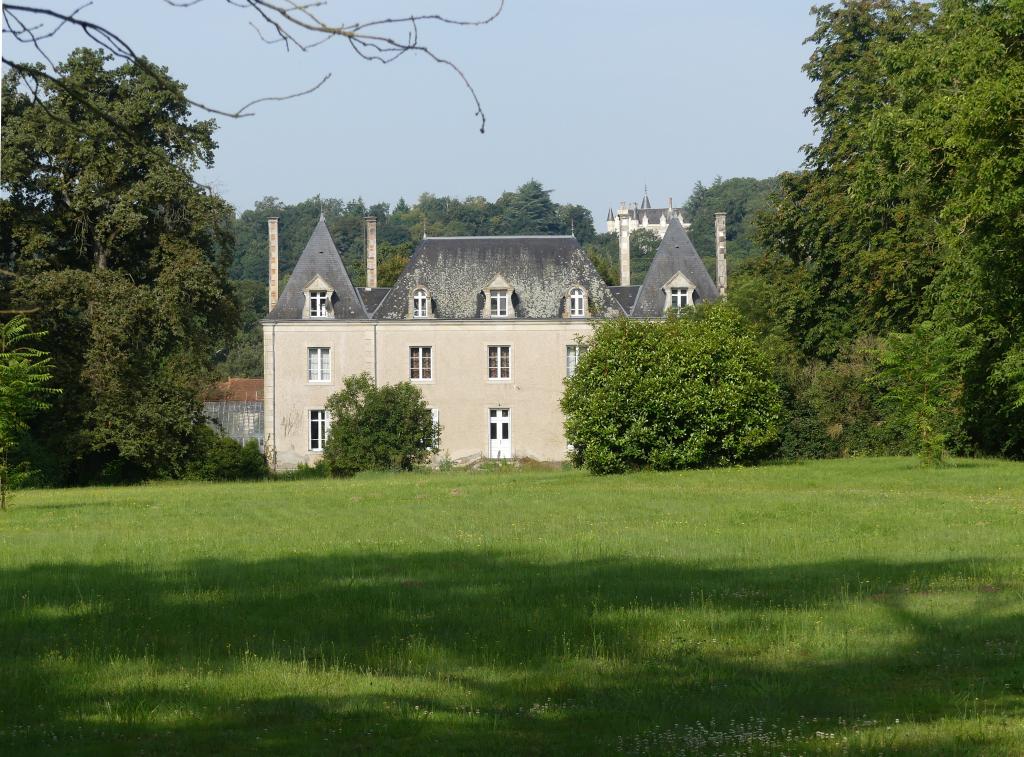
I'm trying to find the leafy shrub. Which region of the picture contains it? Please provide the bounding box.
[771,336,925,461]
[874,321,967,464]
[323,373,438,477]
[562,305,782,474]
[186,424,268,481]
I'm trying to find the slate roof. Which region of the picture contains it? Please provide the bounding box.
[268,215,368,320]
[640,193,652,210]
[609,285,640,312]
[359,287,391,315]
[374,236,626,320]
[631,218,720,317]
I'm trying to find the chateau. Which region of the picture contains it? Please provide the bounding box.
[605,189,689,237]
[262,212,727,470]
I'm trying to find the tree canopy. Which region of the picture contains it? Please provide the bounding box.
[1,49,236,483]
[748,0,1024,458]
[229,180,597,284]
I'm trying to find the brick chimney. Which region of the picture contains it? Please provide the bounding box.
[267,217,279,312]
[365,216,377,289]
[715,212,728,297]
[617,202,630,286]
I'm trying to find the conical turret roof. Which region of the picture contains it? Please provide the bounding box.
[268,215,368,320]
[630,218,719,316]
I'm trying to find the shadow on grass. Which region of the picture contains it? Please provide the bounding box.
[2,553,1022,754]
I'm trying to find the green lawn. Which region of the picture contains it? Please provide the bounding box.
[2,458,1023,755]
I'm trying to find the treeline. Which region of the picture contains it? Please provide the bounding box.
[231,176,774,289]
[231,183,598,286]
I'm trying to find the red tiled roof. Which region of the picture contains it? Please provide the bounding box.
[203,377,264,402]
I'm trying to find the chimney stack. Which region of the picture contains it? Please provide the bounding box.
[365,216,378,289]
[617,202,631,286]
[267,217,279,312]
[668,196,673,211]
[715,212,728,297]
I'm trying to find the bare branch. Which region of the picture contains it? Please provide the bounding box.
[4,0,503,132]
[189,72,332,119]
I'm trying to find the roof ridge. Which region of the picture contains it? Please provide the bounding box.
[425,235,578,240]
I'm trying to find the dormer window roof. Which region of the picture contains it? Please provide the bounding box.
[304,274,335,319]
[662,271,697,312]
[565,286,588,318]
[409,286,434,319]
[483,274,515,319]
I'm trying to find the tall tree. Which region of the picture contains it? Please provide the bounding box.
[1,49,236,483]
[753,0,1024,456]
[495,180,560,235]
[683,176,777,268]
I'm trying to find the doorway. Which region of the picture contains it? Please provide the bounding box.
[488,408,511,458]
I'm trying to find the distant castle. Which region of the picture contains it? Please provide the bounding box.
[605,188,690,238]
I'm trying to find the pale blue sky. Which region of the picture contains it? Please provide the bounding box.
[6,1,818,221]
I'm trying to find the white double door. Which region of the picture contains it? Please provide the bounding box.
[488,408,511,458]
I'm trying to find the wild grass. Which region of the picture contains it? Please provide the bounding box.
[1,457,1023,755]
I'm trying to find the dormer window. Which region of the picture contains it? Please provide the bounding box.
[568,287,586,318]
[303,275,335,319]
[412,288,430,319]
[490,289,509,317]
[310,290,330,318]
[662,271,697,312]
[670,287,688,310]
[482,274,515,319]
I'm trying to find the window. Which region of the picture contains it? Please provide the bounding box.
[490,289,509,318]
[310,290,330,318]
[309,409,329,452]
[412,288,429,319]
[307,347,331,383]
[670,287,688,310]
[569,288,586,318]
[410,346,432,381]
[488,345,511,380]
[566,344,581,377]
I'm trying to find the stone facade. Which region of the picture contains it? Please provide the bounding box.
[263,214,722,470]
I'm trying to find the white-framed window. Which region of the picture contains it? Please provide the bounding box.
[566,344,581,377]
[412,288,430,319]
[569,288,586,318]
[310,290,330,318]
[309,409,329,452]
[410,346,432,381]
[489,289,509,318]
[307,347,331,383]
[488,345,511,380]
[670,287,688,310]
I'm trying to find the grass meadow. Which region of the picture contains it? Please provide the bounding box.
[1,458,1023,755]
